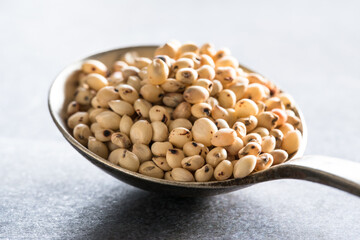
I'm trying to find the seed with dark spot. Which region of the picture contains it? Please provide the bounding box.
[203,108,210,115]
[103,130,111,137]
[169,149,178,154]
[204,166,209,172]
[192,142,198,147]
[185,162,191,166]
[114,88,119,92]
[251,145,255,149]
[183,72,190,78]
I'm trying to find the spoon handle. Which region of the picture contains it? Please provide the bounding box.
[279,155,360,197]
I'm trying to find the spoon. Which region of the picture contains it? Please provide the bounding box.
[48,45,360,197]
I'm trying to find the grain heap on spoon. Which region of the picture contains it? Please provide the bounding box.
[66,41,302,182]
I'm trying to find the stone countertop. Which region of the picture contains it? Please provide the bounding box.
[1,0,359,239]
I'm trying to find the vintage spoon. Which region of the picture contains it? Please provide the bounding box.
[48,45,360,197]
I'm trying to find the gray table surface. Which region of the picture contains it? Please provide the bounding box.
[1,0,360,239]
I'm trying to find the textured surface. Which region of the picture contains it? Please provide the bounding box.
[1,0,360,239]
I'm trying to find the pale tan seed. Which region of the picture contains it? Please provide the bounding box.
[193,79,213,93]
[225,137,244,156]
[218,89,236,108]
[270,149,288,165]
[67,112,89,129]
[216,55,239,69]
[251,127,269,137]
[88,136,109,159]
[91,96,102,109]
[232,121,247,139]
[134,57,152,69]
[215,66,236,86]
[162,93,183,107]
[234,99,259,118]
[228,82,246,101]
[211,105,229,121]
[134,98,152,118]
[96,86,120,108]
[127,76,142,92]
[108,100,135,116]
[177,42,199,57]
[122,66,140,80]
[151,121,169,142]
[172,102,192,119]
[270,129,284,149]
[73,123,92,146]
[89,108,106,123]
[215,119,230,129]
[85,73,108,90]
[82,59,107,76]
[108,71,125,86]
[175,68,198,85]
[108,148,125,165]
[147,59,169,85]
[90,122,102,133]
[254,153,274,171]
[67,101,80,116]
[139,161,164,179]
[233,155,257,178]
[211,128,237,147]
[210,80,223,96]
[140,84,164,103]
[152,156,172,171]
[206,147,227,167]
[242,133,262,145]
[151,141,173,157]
[243,83,266,102]
[261,135,276,153]
[237,115,258,132]
[171,168,194,182]
[191,103,212,118]
[117,84,139,104]
[278,123,295,136]
[183,142,208,158]
[166,148,185,168]
[197,65,215,80]
[107,141,120,152]
[195,164,214,182]
[206,97,219,108]
[164,171,174,180]
[199,43,216,57]
[111,132,132,148]
[181,155,205,171]
[74,87,91,105]
[257,112,279,130]
[214,160,233,180]
[192,118,218,146]
[119,115,133,136]
[94,128,113,142]
[172,58,194,74]
[129,120,153,145]
[96,111,121,130]
[132,143,152,163]
[226,108,237,127]
[155,42,179,58]
[169,118,192,132]
[161,78,186,93]
[238,142,261,158]
[183,86,209,104]
[168,127,193,148]
[281,129,302,154]
[149,105,170,125]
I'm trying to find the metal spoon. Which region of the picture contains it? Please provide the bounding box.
[48,45,360,197]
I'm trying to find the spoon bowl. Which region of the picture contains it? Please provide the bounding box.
[49,45,360,197]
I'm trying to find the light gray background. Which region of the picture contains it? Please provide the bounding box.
[1,0,359,239]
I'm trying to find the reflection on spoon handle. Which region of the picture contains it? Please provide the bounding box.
[280,155,360,197]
